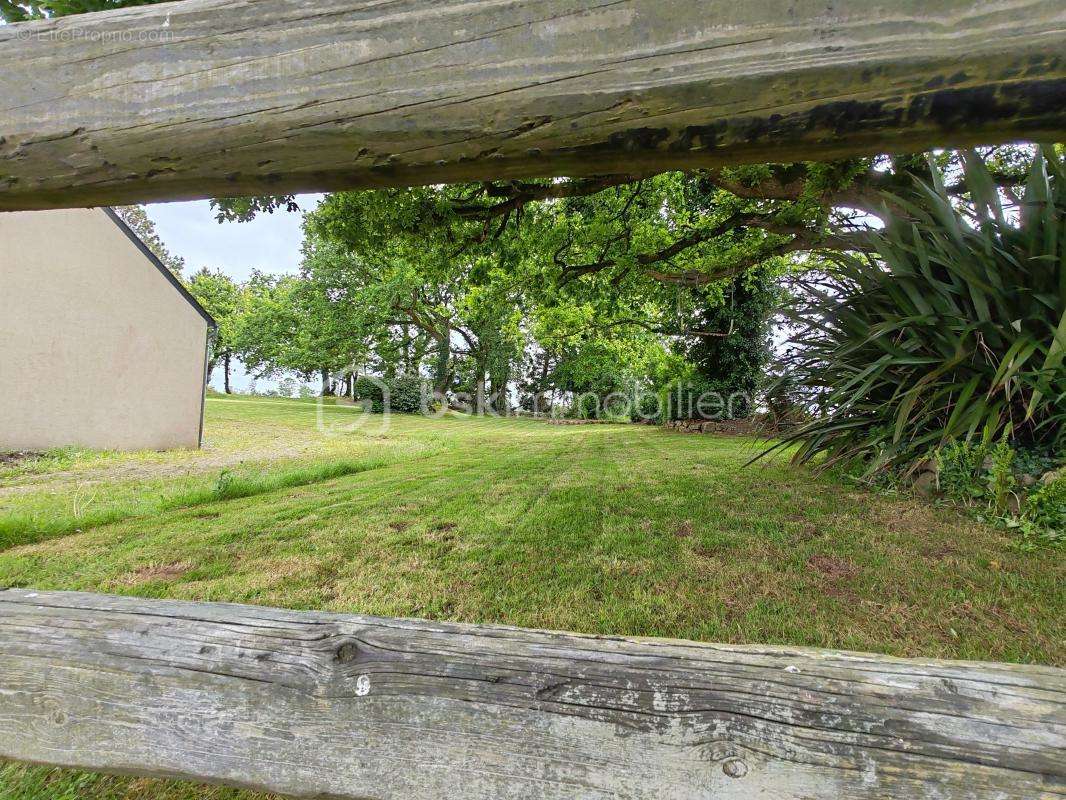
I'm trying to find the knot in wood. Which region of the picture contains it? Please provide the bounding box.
[722,758,748,779]
[334,642,359,664]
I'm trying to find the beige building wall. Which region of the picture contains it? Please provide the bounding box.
[0,208,211,451]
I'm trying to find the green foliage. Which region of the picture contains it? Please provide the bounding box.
[936,441,992,503]
[0,0,168,22]
[113,205,184,275]
[631,387,662,422]
[681,268,780,418]
[212,195,301,223]
[1025,478,1066,533]
[661,374,711,421]
[985,443,1018,516]
[933,440,1062,547]
[771,147,1066,474]
[185,268,242,375]
[352,374,429,413]
[390,375,431,413]
[353,376,386,412]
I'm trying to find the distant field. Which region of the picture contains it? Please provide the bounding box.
[1,394,1062,799]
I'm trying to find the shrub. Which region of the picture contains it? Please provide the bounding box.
[1025,478,1066,533]
[928,440,1062,546]
[936,441,990,503]
[575,392,599,420]
[659,375,752,421]
[768,148,1065,475]
[352,376,386,412]
[391,375,431,413]
[631,389,662,422]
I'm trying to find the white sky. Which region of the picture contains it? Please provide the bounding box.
[145,194,322,391]
[146,194,322,282]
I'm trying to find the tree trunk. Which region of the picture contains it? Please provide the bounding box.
[320,368,330,397]
[535,352,551,414]
[475,367,487,415]
[433,335,452,396]
[223,353,231,395]
[490,367,510,415]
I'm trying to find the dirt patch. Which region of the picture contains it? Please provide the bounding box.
[0,451,44,467]
[432,522,457,532]
[792,520,824,542]
[674,520,694,538]
[922,543,958,561]
[807,555,859,582]
[127,561,193,582]
[388,520,411,532]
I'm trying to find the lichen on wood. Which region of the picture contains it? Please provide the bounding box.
[0,0,1064,209]
[0,589,1063,799]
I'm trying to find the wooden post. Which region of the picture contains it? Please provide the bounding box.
[0,590,1062,799]
[1,0,1064,210]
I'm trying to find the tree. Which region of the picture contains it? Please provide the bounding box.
[213,148,1035,291]
[303,193,530,410]
[112,205,184,276]
[185,268,242,393]
[678,268,780,419]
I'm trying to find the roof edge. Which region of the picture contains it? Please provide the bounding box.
[101,206,218,329]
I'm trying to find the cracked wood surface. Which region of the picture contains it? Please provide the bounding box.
[0,590,1063,798]
[0,0,1065,210]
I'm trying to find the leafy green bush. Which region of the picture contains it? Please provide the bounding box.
[1026,478,1066,533]
[928,440,1062,546]
[574,392,600,420]
[631,390,663,422]
[352,376,385,412]
[391,375,431,413]
[353,375,430,413]
[936,441,990,503]
[769,147,1065,475]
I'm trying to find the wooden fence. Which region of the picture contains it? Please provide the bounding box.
[1,1,1065,796]
[0,590,1063,798]
[1,0,1064,209]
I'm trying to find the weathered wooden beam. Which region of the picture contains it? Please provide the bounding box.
[0,590,1063,798]
[1,0,1064,210]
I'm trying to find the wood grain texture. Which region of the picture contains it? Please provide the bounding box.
[0,590,1063,798]
[0,0,1064,210]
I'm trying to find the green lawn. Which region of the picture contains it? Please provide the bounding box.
[1,394,1062,799]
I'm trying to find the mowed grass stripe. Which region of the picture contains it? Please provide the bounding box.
[0,394,1061,800]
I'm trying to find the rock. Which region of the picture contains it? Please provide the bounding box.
[1040,467,1064,485]
[913,470,938,496]
[914,457,939,475]
[1006,493,1022,516]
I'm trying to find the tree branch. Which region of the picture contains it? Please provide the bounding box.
[450,175,642,221]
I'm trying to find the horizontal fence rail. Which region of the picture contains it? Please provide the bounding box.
[1,0,1065,209]
[0,589,1063,798]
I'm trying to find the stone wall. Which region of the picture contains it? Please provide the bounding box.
[662,419,757,436]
